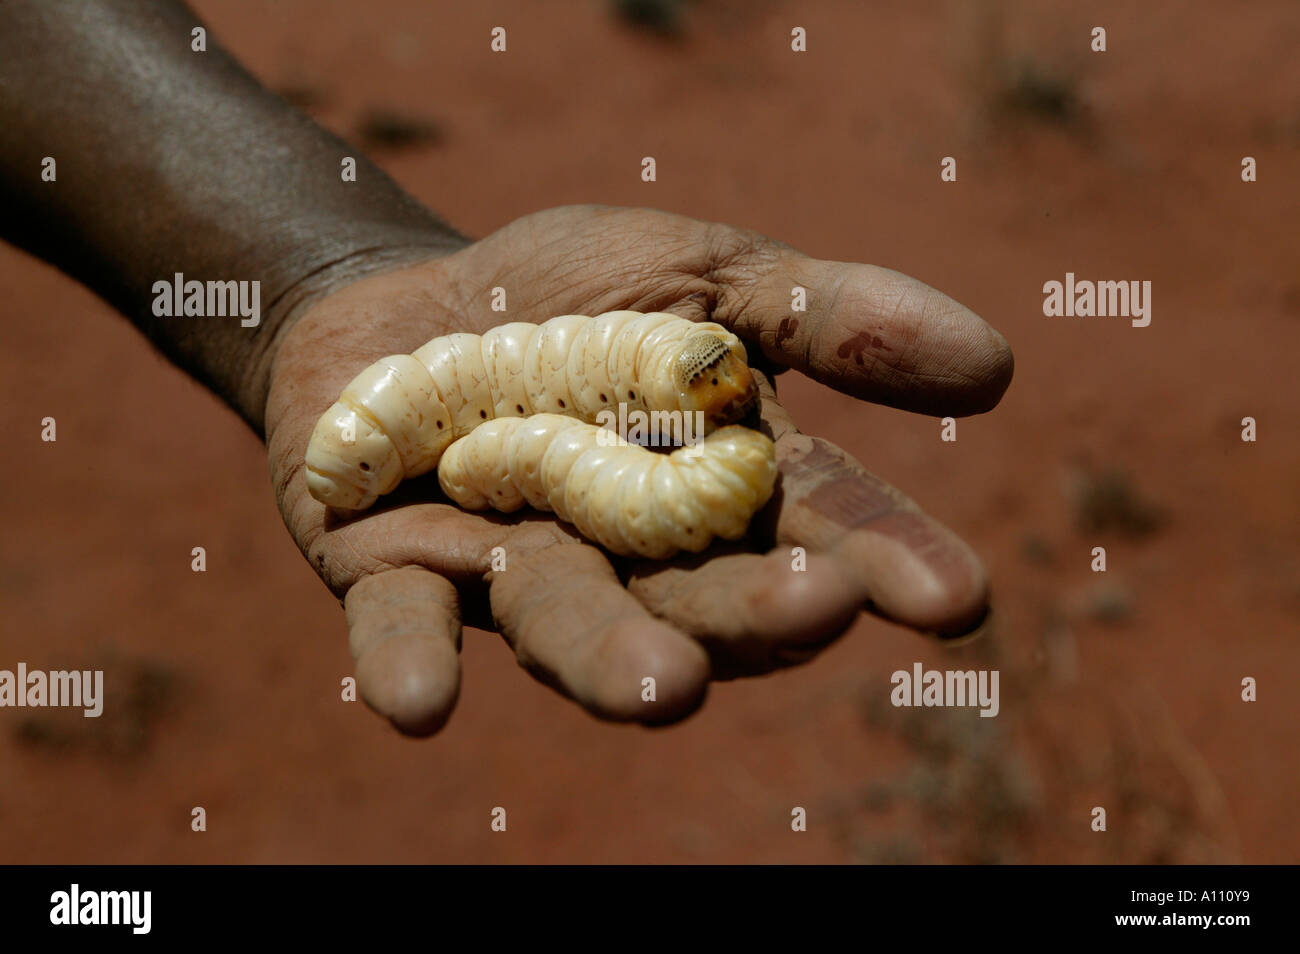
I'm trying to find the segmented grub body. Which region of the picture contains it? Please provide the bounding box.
[305,311,756,511]
[437,415,777,559]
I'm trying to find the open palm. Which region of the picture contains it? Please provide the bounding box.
[263,205,1014,735]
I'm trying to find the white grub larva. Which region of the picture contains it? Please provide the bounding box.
[305,311,758,511]
[437,414,777,559]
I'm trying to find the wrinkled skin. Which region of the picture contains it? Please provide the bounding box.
[264,204,1014,735]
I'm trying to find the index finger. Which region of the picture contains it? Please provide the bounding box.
[757,383,991,636]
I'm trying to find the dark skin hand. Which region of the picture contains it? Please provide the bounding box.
[2,2,1014,735]
[267,205,1013,733]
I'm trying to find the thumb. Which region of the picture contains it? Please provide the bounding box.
[710,235,1013,416]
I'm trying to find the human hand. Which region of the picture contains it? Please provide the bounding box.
[263,204,1014,735]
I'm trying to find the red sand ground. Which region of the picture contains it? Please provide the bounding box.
[1,1,1297,863]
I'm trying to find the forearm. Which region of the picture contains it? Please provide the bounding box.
[0,0,467,433]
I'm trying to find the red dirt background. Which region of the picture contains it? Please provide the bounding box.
[2,0,1297,863]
